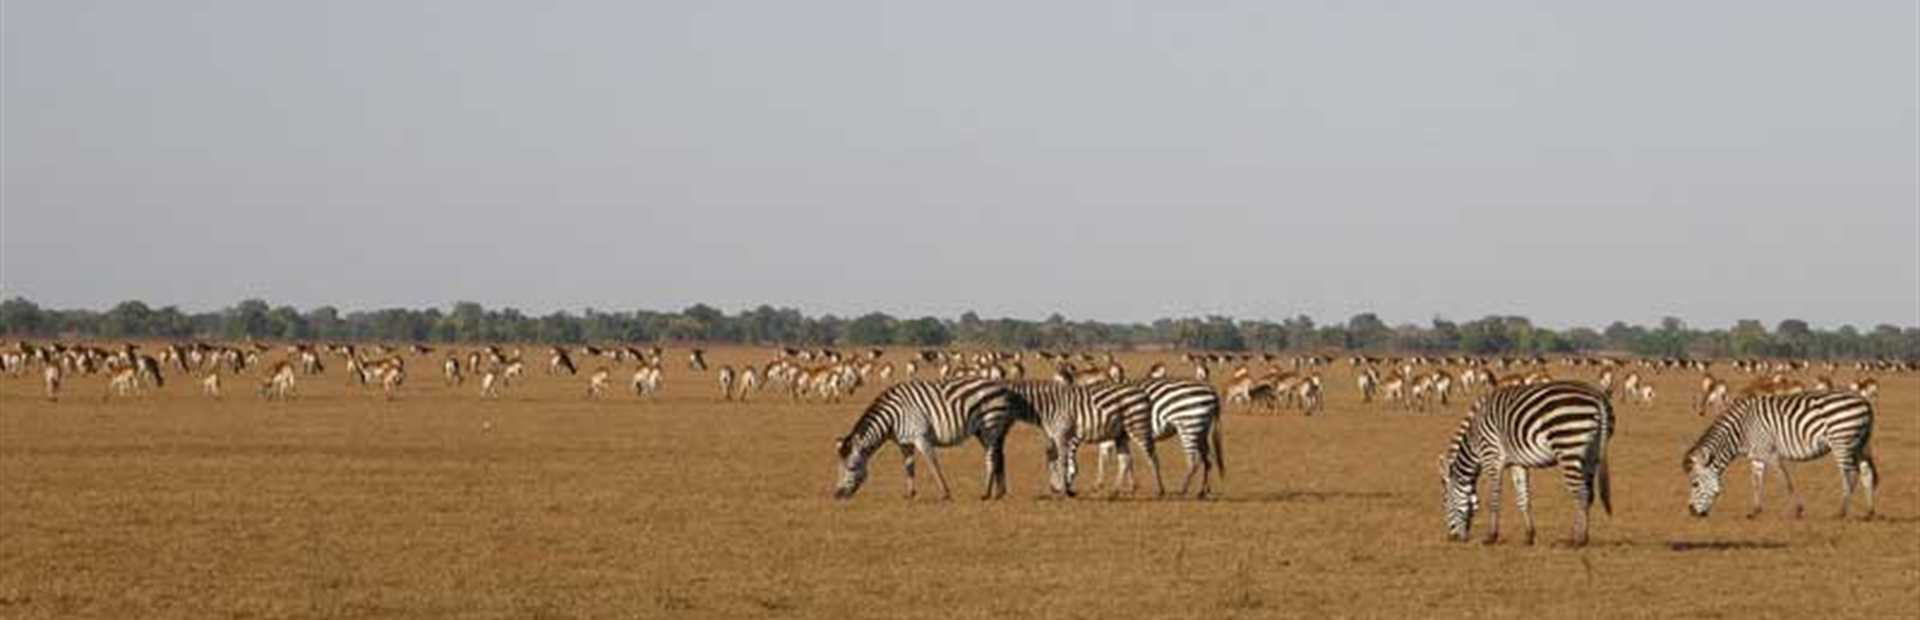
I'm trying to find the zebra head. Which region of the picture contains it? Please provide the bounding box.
[1437,452,1478,541]
[1683,452,1724,517]
[832,435,871,499]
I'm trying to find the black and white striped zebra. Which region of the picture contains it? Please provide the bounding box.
[1094,378,1224,498]
[1684,392,1878,519]
[1004,381,1135,497]
[832,378,1026,500]
[1438,381,1613,546]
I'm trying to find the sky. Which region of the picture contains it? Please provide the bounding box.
[3,1,1916,329]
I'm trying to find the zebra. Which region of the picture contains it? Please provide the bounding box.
[1004,381,1134,497]
[1683,392,1878,520]
[831,379,1025,500]
[1093,378,1224,498]
[1438,381,1614,546]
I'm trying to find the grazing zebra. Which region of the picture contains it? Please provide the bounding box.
[1005,381,1132,497]
[717,365,737,400]
[1094,379,1224,498]
[1684,392,1878,520]
[1438,381,1614,546]
[831,379,1025,500]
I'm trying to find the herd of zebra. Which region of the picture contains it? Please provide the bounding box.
[3,340,1902,545]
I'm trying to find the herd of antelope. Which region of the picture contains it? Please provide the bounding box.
[2,340,1906,414]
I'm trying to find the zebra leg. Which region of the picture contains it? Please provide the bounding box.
[899,444,919,500]
[1512,467,1535,546]
[1178,437,1202,497]
[1861,451,1878,519]
[1139,436,1166,498]
[1062,437,1082,498]
[916,440,954,501]
[1091,441,1113,494]
[1747,459,1768,519]
[1483,466,1505,545]
[1774,459,1804,519]
[1836,459,1857,519]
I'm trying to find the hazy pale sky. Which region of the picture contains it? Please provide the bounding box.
[3,1,1916,329]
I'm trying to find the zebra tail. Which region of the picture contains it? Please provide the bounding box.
[1211,412,1226,480]
[1593,401,1614,517]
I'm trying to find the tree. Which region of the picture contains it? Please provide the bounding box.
[843,312,897,346]
[0,297,47,335]
[895,317,952,347]
[223,299,273,340]
[1346,313,1390,351]
[100,300,154,338]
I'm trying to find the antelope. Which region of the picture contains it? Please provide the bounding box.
[43,365,62,401]
[718,365,737,400]
[587,367,611,399]
[202,373,223,399]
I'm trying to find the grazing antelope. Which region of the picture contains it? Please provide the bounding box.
[202,373,223,399]
[1849,377,1878,401]
[43,365,62,401]
[587,367,612,399]
[632,365,663,398]
[378,365,405,400]
[738,366,760,401]
[549,347,577,375]
[103,368,139,399]
[1698,377,1730,417]
[443,356,463,386]
[479,370,502,398]
[1356,367,1379,404]
[688,349,708,371]
[260,361,297,400]
[718,365,737,400]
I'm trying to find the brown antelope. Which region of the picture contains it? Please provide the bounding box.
[202,373,223,399]
[43,365,62,401]
[587,367,611,399]
[718,365,737,400]
[260,361,297,400]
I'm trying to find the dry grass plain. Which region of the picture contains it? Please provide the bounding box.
[1,346,1915,619]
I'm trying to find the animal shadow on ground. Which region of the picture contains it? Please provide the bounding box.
[1210,490,1398,504]
[1665,540,1789,552]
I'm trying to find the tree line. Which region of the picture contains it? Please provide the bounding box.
[0,297,1915,360]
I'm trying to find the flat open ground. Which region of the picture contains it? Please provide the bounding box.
[2,347,1915,618]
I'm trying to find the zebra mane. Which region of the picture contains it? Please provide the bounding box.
[1683,408,1742,472]
[839,388,899,457]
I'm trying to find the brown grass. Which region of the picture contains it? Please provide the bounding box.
[1,347,1914,618]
